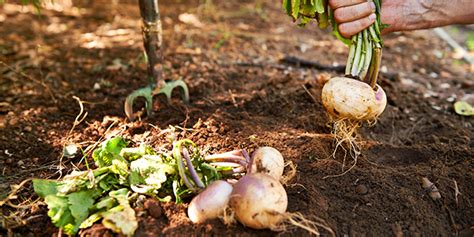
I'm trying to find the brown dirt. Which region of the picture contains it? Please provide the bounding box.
[1,0,473,236]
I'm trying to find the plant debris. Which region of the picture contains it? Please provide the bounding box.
[32,137,238,236]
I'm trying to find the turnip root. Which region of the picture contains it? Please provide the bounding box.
[250,147,285,180]
[229,173,287,229]
[229,173,333,235]
[320,77,387,178]
[321,77,387,121]
[187,180,233,223]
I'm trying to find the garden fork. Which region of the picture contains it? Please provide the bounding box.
[124,0,189,120]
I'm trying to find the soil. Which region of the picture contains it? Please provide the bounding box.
[1,0,473,236]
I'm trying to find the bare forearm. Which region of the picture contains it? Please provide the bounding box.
[382,0,474,33]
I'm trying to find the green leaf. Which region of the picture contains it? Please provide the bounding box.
[129,155,176,195]
[315,0,325,14]
[79,211,106,229]
[33,179,60,198]
[120,144,156,161]
[98,173,121,192]
[199,163,221,185]
[101,189,138,236]
[95,195,117,210]
[466,32,474,51]
[68,190,96,225]
[93,137,128,168]
[44,195,77,235]
[300,4,317,17]
[454,101,474,116]
[57,168,110,194]
[110,159,130,177]
[172,180,182,203]
[282,0,292,16]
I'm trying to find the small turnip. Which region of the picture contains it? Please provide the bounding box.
[229,173,287,229]
[321,76,387,121]
[187,180,233,223]
[250,147,285,180]
[320,77,387,176]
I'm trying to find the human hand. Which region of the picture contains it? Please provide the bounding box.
[328,0,377,38]
[329,0,438,37]
[330,0,474,37]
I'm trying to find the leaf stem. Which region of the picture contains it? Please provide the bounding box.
[361,30,372,80]
[345,36,357,75]
[173,140,198,192]
[369,48,382,88]
[350,33,363,77]
[182,148,205,189]
[204,157,248,166]
[241,149,250,163]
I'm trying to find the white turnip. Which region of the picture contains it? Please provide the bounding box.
[187,180,233,223]
[320,77,387,178]
[250,147,285,180]
[229,173,330,235]
[229,173,287,229]
[321,77,387,121]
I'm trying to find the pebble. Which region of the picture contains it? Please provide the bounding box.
[144,199,163,218]
[8,117,18,126]
[355,184,368,195]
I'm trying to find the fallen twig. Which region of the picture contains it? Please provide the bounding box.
[302,84,318,104]
[453,179,461,206]
[57,96,88,177]
[0,178,33,207]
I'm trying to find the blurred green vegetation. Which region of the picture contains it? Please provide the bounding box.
[467,32,474,51]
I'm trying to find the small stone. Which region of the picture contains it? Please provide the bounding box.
[17,160,25,166]
[63,144,78,158]
[439,83,450,89]
[93,82,101,90]
[144,199,163,218]
[440,71,451,78]
[429,72,438,78]
[8,117,18,126]
[5,150,13,157]
[24,126,32,132]
[355,184,368,195]
[433,50,443,59]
